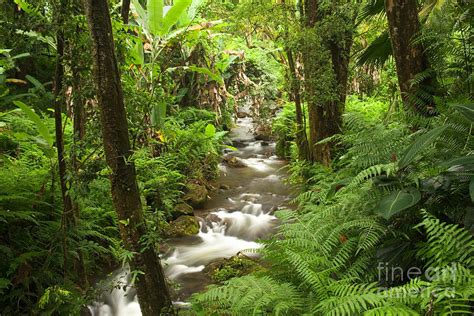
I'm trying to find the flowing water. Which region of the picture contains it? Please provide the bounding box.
[89,117,291,315]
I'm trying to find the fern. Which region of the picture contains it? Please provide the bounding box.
[193,275,304,315]
[416,210,474,269]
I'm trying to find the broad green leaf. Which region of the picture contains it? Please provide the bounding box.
[11,52,31,60]
[25,75,46,93]
[151,102,166,129]
[179,0,205,25]
[205,124,216,137]
[454,103,474,122]
[398,126,446,169]
[13,101,53,146]
[131,0,148,31]
[470,178,474,202]
[376,188,421,220]
[14,0,37,15]
[148,0,164,35]
[187,0,204,20]
[130,40,144,65]
[187,66,224,85]
[161,0,192,35]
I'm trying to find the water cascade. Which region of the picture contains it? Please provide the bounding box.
[89,117,290,315]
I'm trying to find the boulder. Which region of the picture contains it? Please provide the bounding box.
[219,184,230,190]
[222,156,247,168]
[255,133,271,141]
[164,215,200,238]
[255,125,272,141]
[203,255,263,283]
[236,111,248,118]
[171,202,194,219]
[183,182,208,208]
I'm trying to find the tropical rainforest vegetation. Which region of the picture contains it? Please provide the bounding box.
[0,0,472,315]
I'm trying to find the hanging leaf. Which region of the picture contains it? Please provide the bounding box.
[25,75,46,93]
[179,0,205,25]
[187,66,224,85]
[454,102,474,122]
[398,126,446,169]
[130,40,144,65]
[376,188,421,220]
[148,0,164,35]
[150,102,166,129]
[131,0,148,32]
[161,0,192,35]
[205,124,216,137]
[13,101,53,146]
[470,178,474,202]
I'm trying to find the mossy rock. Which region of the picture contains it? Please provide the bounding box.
[183,182,208,208]
[171,202,194,220]
[222,156,247,168]
[164,215,200,238]
[204,255,263,283]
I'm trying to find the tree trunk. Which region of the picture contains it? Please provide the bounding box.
[82,1,172,314]
[72,69,86,143]
[121,0,131,24]
[302,0,352,165]
[286,50,310,161]
[385,0,436,115]
[53,0,77,280]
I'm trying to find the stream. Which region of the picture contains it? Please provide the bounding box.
[88,117,291,315]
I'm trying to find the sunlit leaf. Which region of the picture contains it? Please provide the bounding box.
[13,100,53,146]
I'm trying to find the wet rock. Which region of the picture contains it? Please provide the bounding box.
[236,111,248,118]
[255,134,270,141]
[260,141,270,146]
[183,182,208,208]
[222,156,247,168]
[269,206,278,213]
[164,215,200,238]
[171,202,194,220]
[203,255,263,283]
[231,140,247,148]
[254,125,272,141]
[158,243,173,255]
[205,213,223,224]
[219,184,230,190]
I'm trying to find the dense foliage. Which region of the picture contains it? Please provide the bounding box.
[0,0,472,314]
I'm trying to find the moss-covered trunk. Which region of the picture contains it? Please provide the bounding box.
[302,0,352,165]
[82,1,172,314]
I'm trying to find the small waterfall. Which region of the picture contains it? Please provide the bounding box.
[90,118,290,314]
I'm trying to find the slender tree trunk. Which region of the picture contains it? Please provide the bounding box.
[121,0,131,24]
[82,1,172,314]
[385,0,436,115]
[287,50,310,161]
[72,70,86,142]
[53,0,76,280]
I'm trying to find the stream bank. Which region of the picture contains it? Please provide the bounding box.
[89,117,291,315]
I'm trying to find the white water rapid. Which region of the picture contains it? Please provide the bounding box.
[89,117,290,315]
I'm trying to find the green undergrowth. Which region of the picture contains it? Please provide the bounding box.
[0,103,228,313]
[193,97,474,315]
